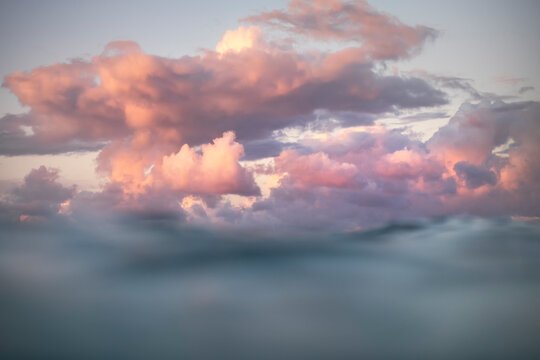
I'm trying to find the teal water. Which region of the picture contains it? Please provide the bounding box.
[1,218,539,359]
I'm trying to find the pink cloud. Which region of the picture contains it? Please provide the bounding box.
[242,0,437,60]
[275,149,359,188]
[205,100,537,231]
[494,76,527,85]
[1,1,538,230]
[1,2,445,159]
[0,1,446,209]
[216,26,266,54]
[159,131,259,196]
[93,130,259,197]
[376,149,441,181]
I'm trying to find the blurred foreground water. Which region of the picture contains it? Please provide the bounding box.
[1,217,539,359]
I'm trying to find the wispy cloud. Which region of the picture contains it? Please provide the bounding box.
[494,76,527,85]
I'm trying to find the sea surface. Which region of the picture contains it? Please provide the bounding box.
[1,217,539,359]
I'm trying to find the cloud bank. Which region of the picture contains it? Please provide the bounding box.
[1,0,539,231]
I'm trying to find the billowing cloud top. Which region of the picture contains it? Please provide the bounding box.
[1,0,538,231]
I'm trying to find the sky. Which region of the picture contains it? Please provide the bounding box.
[1,0,539,232]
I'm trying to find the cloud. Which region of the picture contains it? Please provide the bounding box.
[216,26,265,54]
[240,138,299,161]
[518,86,534,95]
[0,113,106,155]
[1,32,445,159]
[1,1,538,230]
[1,215,539,358]
[242,0,437,60]
[68,183,187,222]
[404,70,496,101]
[494,76,526,85]
[0,166,75,222]
[1,0,446,205]
[239,126,447,230]
[159,131,259,196]
[62,132,258,221]
[453,161,497,189]
[215,100,540,231]
[275,149,360,188]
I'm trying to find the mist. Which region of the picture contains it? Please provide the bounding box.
[1,216,539,359]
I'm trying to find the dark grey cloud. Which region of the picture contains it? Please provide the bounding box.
[242,139,289,161]
[519,86,535,95]
[69,183,186,222]
[0,166,75,222]
[454,161,497,189]
[0,113,106,156]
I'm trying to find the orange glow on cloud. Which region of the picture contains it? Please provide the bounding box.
[216,26,264,54]
[160,131,259,196]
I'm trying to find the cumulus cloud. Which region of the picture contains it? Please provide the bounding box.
[0,166,75,222]
[275,149,360,188]
[0,0,448,216]
[1,1,538,230]
[241,127,447,230]
[217,100,540,231]
[159,132,259,196]
[216,26,265,54]
[1,40,445,156]
[0,6,447,205]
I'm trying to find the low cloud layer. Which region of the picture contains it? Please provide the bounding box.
[2,216,539,359]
